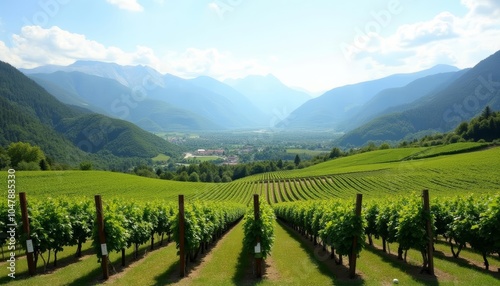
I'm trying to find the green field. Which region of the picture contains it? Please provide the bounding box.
[4,143,500,285]
[17,143,500,204]
[152,154,171,162]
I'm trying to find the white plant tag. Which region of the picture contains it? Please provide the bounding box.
[254,242,261,253]
[26,239,34,253]
[101,243,108,256]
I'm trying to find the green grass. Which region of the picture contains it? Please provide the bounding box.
[208,147,500,202]
[0,234,173,285]
[16,171,216,202]
[365,237,500,285]
[108,239,178,285]
[408,142,488,159]
[152,154,171,162]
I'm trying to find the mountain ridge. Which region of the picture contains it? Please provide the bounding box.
[337,51,500,146]
[280,64,460,131]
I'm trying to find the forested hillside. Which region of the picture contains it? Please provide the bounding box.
[0,61,182,168]
[338,51,500,146]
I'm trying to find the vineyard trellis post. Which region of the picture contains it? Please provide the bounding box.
[422,189,434,275]
[179,195,186,277]
[254,194,262,278]
[349,193,362,279]
[94,195,109,280]
[19,192,36,276]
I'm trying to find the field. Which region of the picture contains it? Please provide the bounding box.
[17,143,498,204]
[151,154,171,162]
[3,143,500,285]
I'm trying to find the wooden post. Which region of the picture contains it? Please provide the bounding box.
[349,193,362,279]
[179,195,186,277]
[422,189,434,275]
[94,195,109,280]
[19,192,36,276]
[254,194,262,278]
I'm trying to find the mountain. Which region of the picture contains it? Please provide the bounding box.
[188,76,268,127]
[342,69,467,130]
[148,74,264,129]
[280,65,460,130]
[24,61,266,130]
[0,61,182,167]
[338,51,500,146]
[224,74,311,122]
[29,71,217,131]
[21,60,165,88]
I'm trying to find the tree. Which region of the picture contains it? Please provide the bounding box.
[17,161,41,171]
[188,172,200,182]
[294,154,301,166]
[379,143,391,150]
[39,159,51,170]
[160,171,175,180]
[7,142,45,167]
[455,122,468,136]
[329,147,343,159]
[0,147,10,169]
[177,171,189,181]
[222,174,232,182]
[156,168,163,177]
[277,159,284,169]
[481,105,492,119]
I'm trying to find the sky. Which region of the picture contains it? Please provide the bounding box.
[0,0,499,94]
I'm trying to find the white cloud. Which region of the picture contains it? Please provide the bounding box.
[344,1,500,78]
[106,0,143,12]
[462,0,500,17]
[396,12,459,47]
[0,25,269,81]
[1,26,157,68]
[164,48,269,80]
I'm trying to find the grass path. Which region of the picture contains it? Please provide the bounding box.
[107,240,178,285]
[185,220,349,286]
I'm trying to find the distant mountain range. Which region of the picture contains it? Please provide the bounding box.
[12,50,500,148]
[224,74,311,122]
[337,50,500,146]
[279,64,460,130]
[22,61,307,131]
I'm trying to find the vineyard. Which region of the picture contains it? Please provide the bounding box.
[2,144,500,285]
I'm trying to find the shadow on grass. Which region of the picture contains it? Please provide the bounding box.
[277,219,364,285]
[433,240,500,280]
[231,242,261,286]
[153,220,244,285]
[152,250,215,285]
[68,239,172,285]
[231,242,255,285]
[153,259,181,285]
[364,245,439,286]
[0,248,95,285]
